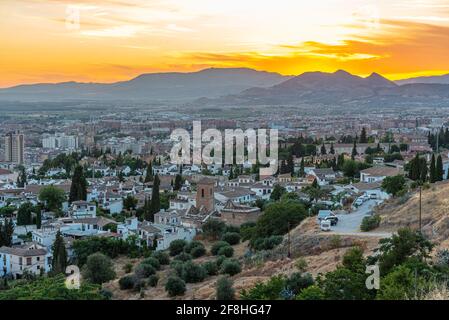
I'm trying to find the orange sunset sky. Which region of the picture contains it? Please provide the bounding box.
[1,0,449,88]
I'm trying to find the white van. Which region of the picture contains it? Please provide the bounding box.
[320,220,331,231]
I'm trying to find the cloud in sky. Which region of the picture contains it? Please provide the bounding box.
[1,0,449,87]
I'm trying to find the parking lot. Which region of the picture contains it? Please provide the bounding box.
[321,199,392,238]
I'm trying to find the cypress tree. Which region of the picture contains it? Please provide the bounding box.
[351,141,358,160]
[287,153,294,176]
[321,143,327,155]
[17,165,27,188]
[430,154,437,183]
[17,203,33,226]
[174,174,183,191]
[409,153,420,181]
[0,219,14,247]
[51,231,67,275]
[436,155,444,181]
[299,157,305,177]
[69,165,87,203]
[419,158,428,183]
[36,210,42,229]
[145,161,154,182]
[360,127,368,143]
[330,143,335,155]
[148,175,160,221]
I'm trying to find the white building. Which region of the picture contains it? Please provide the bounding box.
[0,243,51,278]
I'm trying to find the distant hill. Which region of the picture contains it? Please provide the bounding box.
[396,73,449,85]
[198,70,449,107]
[0,68,290,102]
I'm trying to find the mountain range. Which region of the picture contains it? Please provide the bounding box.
[395,73,449,85]
[1,68,449,107]
[0,68,289,102]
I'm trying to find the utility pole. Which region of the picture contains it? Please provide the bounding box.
[287,222,291,259]
[419,185,422,234]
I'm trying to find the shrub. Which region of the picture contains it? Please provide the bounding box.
[119,275,136,290]
[296,285,325,300]
[202,260,219,276]
[286,272,314,295]
[133,278,146,292]
[216,276,235,300]
[184,240,204,254]
[171,260,186,278]
[82,253,116,285]
[152,251,170,265]
[141,257,161,270]
[191,246,206,258]
[360,215,381,232]
[174,252,192,262]
[216,255,227,267]
[202,219,226,239]
[217,245,234,258]
[250,235,283,251]
[123,263,133,274]
[221,232,241,245]
[135,263,156,278]
[169,240,187,256]
[225,225,240,234]
[147,274,159,287]
[211,241,230,255]
[165,276,186,297]
[240,222,256,241]
[220,259,241,276]
[294,258,308,273]
[182,261,208,283]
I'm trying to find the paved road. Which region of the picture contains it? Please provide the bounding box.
[326,200,391,238]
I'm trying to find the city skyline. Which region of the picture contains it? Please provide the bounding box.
[1,0,449,88]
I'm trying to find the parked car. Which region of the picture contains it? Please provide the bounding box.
[320,220,331,231]
[324,215,338,226]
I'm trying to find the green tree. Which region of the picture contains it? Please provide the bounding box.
[82,252,116,285]
[174,174,183,191]
[144,161,153,182]
[69,165,87,203]
[253,200,307,239]
[216,276,235,300]
[51,231,68,275]
[377,228,433,274]
[0,275,106,300]
[381,175,406,197]
[39,185,66,212]
[436,155,443,181]
[123,195,138,211]
[351,140,358,160]
[165,276,186,296]
[320,143,327,155]
[36,210,42,229]
[296,285,325,300]
[270,184,286,201]
[299,157,305,177]
[17,202,34,226]
[329,143,335,155]
[147,174,161,221]
[360,127,368,143]
[0,219,14,247]
[430,154,437,183]
[16,165,27,188]
[202,219,226,240]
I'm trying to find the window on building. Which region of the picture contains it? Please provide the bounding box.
[201,189,204,197]
[27,257,32,266]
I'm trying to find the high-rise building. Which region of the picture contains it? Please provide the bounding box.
[4,132,24,164]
